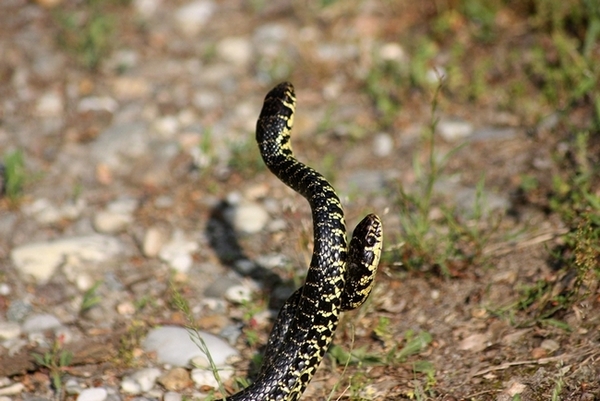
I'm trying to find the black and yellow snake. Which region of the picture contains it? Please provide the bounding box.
[221,82,383,401]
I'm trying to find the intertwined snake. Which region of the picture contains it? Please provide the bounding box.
[221,82,383,401]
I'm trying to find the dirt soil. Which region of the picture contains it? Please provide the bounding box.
[0,1,599,400]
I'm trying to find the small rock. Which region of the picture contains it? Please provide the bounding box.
[78,96,118,113]
[379,42,407,62]
[111,77,151,100]
[23,198,86,225]
[226,201,269,234]
[0,382,25,396]
[133,0,161,18]
[120,378,141,395]
[21,313,62,333]
[224,284,253,304]
[174,0,216,37]
[0,283,10,296]
[530,347,547,359]
[190,367,233,389]
[143,226,168,257]
[437,119,473,141]
[143,326,239,367]
[217,37,253,67]
[6,300,31,322]
[11,235,124,283]
[64,379,83,395]
[76,387,108,401]
[122,368,162,394]
[36,90,63,117]
[163,391,182,401]
[373,133,393,157]
[0,322,21,340]
[157,367,192,391]
[158,231,198,273]
[93,198,138,233]
[540,339,560,353]
[458,333,489,352]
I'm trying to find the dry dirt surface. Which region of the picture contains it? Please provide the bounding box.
[0,1,599,400]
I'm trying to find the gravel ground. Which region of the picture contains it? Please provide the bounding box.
[1,1,599,400]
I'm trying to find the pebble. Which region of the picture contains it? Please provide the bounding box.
[174,0,216,37]
[121,368,161,394]
[92,122,150,170]
[0,383,25,396]
[379,42,407,62]
[78,96,119,113]
[225,200,269,234]
[217,37,253,67]
[0,322,21,340]
[21,313,62,333]
[163,392,182,401]
[458,333,490,352]
[133,0,161,18]
[142,226,168,257]
[190,367,234,388]
[224,284,254,304]
[93,198,138,234]
[437,119,474,141]
[23,198,86,225]
[36,90,63,117]
[142,326,239,368]
[10,235,124,283]
[373,133,393,157]
[157,367,191,391]
[76,387,108,401]
[158,231,198,273]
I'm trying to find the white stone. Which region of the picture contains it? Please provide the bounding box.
[23,198,86,225]
[131,368,162,392]
[78,96,118,113]
[93,198,136,233]
[437,119,474,141]
[120,378,141,395]
[226,201,269,234]
[11,235,124,283]
[158,231,198,273]
[143,326,238,368]
[224,284,253,304]
[0,382,25,396]
[379,43,407,62]
[0,283,10,295]
[143,226,168,257]
[21,313,62,333]
[163,391,182,401]
[174,1,215,37]
[190,367,233,388]
[0,321,21,340]
[373,133,393,157]
[36,90,63,117]
[217,37,253,67]
[76,387,107,401]
[133,0,161,18]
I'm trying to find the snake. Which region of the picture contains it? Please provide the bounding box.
[220,82,383,401]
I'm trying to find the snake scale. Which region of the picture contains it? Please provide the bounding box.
[220,82,383,401]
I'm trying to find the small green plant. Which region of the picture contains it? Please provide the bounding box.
[170,283,228,398]
[2,150,26,202]
[80,281,103,315]
[392,80,492,275]
[53,0,127,70]
[33,338,73,391]
[228,136,265,177]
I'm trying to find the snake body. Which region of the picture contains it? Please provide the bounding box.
[222,82,383,401]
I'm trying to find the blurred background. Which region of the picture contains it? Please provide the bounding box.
[0,1,599,400]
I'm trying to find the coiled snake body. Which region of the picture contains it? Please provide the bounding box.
[222,82,383,401]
